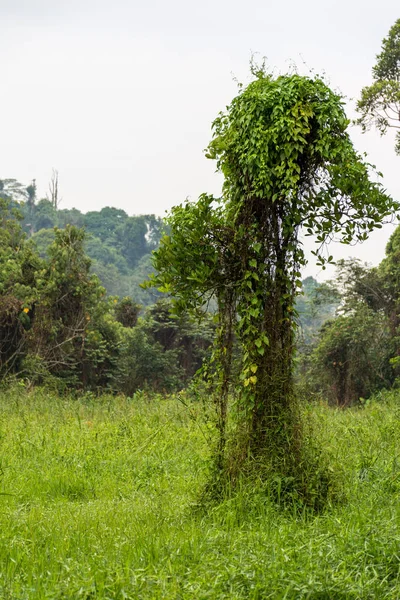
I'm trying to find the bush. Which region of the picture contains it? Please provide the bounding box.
[119,326,183,395]
[308,307,393,405]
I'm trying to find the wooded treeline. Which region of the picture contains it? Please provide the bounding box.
[0,177,163,304]
[0,191,215,393]
[0,182,334,396]
[2,178,400,409]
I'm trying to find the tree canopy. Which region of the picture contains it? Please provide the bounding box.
[0,181,164,304]
[357,18,400,154]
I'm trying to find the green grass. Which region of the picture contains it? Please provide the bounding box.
[0,386,399,598]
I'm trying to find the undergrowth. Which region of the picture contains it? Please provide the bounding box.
[0,385,399,598]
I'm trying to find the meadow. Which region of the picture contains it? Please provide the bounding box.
[0,386,399,599]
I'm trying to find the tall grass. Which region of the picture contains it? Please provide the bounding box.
[0,385,399,598]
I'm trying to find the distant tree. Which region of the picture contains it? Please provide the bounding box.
[25,180,37,235]
[89,260,129,298]
[116,216,148,268]
[129,254,162,306]
[0,198,42,376]
[57,207,85,228]
[0,179,27,202]
[144,298,214,381]
[114,297,141,328]
[84,207,129,243]
[85,236,129,274]
[47,169,61,209]
[30,228,56,258]
[0,196,176,390]
[303,251,400,405]
[310,307,392,406]
[331,234,400,338]
[33,199,57,231]
[375,225,400,365]
[28,226,122,389]
[0,198,40,300]
[357,19,400,154]
[118,298,214,395]
[143,214,165,250]
[296,277,339,345]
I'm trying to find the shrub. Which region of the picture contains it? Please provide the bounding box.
[309,307,392,405]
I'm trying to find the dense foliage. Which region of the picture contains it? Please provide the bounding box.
[302,221,400,405]
[151,68,397,488]
[0,179,163,304]
[1,178,340,403]
[0,196,213,394]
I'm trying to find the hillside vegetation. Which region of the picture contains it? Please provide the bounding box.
[0,178,163,304]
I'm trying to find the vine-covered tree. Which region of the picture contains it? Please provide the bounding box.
[357,18,400,154]
[150,68,397,488]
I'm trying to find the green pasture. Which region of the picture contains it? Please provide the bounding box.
[0,386,399,598]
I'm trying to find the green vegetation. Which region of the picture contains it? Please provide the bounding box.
[304,220,400,406]
[1,18,400,598]
[0,179,163,304]
[151,66,397,487]
[357,18,400,155]
[0,197,213,394]
[0,386,399,598]
[0,187,332,402]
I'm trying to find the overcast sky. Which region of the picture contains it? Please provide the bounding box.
[1,0,399,278]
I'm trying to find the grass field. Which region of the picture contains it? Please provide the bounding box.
[0,386,399,599]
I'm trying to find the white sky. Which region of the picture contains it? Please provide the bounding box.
[1,0,399,279]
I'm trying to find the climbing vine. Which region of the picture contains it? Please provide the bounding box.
[149,69,398,486]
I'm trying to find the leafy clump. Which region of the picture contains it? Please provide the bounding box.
[357,18,400,154]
